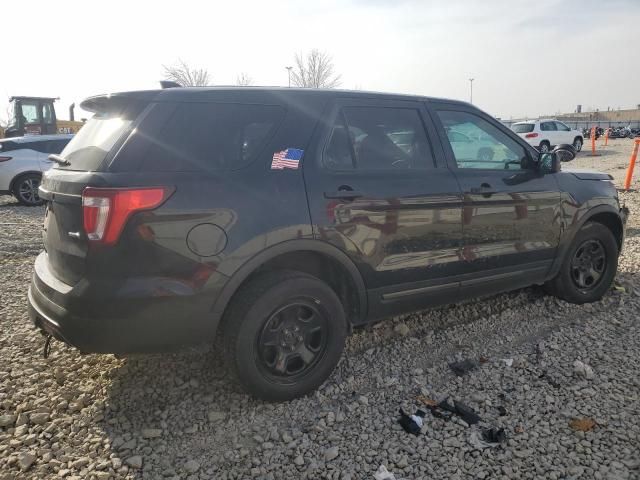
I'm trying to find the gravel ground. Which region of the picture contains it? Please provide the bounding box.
[1,139,639,480]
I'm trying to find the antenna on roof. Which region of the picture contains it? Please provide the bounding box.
[159,81,181,89]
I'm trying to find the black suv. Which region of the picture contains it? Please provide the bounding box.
[28,87,628,400]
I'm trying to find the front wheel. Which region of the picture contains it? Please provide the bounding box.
[573,137,583,152]
[222,270,347,401]
[545,222,618,304]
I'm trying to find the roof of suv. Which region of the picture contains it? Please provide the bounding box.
[80,86,470,112]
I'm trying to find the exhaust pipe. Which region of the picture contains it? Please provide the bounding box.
[69,103,75,122]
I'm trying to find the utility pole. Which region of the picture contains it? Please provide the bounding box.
[469,78,475,104]
[285,66,293,87]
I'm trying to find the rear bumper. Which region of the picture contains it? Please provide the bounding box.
[28,251,227,354]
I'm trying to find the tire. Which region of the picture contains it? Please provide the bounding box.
[573,137,583,152]
[545,222,618,304]
[221,270,347,401]
[539,141,551,154]
[12,173,43,206]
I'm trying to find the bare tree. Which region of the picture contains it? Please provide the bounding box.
[291,49,341,89]
[0,105,11,128]
[163,59,211,87]
[236,72,253,86]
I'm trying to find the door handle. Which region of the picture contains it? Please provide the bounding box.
[469,183,496,195]
[324,189,363,200]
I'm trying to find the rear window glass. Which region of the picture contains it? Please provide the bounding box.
[512,123,534,133]
[57,108,141,171]
[140,103,284,172]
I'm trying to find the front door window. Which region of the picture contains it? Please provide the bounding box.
[437,110,529,170]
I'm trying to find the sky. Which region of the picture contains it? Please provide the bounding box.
[2,0,639,124]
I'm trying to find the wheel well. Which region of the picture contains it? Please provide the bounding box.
[237,250,361,325]
[588,212,623,250]
[574,136,583,143]
[10,171,41,192]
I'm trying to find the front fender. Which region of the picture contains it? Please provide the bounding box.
[547,200,624,280]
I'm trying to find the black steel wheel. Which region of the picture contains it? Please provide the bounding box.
[222,270,347,401]
[570,239,606,291]
[545,222,618,304]
[256,301,329,381]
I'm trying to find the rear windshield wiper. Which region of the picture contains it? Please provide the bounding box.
[48,154,71,166]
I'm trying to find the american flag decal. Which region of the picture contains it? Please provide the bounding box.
[271,148,303,170]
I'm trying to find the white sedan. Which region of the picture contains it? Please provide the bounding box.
[0,134,73,205]
[511,119,583,153]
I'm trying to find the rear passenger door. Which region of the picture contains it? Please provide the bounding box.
[304,98,464,320]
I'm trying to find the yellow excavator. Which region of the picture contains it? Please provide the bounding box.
[0,96,84,138]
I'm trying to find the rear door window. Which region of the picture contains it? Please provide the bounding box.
[512,123,534,133]
[324,106,434,170]
[140,103,284,172]
[540,122,557,131]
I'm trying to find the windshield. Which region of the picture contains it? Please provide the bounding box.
[58,113,133,170]
[512,123,534,133]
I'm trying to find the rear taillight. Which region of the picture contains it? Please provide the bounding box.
[0,156,12,162]
[525,133,539,138]
[82,187,174,245]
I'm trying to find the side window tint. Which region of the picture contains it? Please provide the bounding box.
[555,122,570,132]
[324,106,433,170]
[437,110,528,170]
[142,103,284,171]
[541,122,557,131]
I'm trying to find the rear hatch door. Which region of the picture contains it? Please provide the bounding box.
[40,97,149,285]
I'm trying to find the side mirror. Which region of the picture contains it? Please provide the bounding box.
[553,143,577,162]
[538,144,576,174]
[539,153,560,173]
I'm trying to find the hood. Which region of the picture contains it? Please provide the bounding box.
[563,167,613,181]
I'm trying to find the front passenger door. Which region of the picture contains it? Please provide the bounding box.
[555,121,572,145]
[431,106,561,296]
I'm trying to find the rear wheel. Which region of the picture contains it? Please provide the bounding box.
[573,137,583,152]
[539,141,551,154]
[12,173,43,206]
[545,222,618,304]
[222,270,347,401]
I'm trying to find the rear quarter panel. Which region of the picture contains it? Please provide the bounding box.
[92,94,327,327]
[0,149,43,191]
